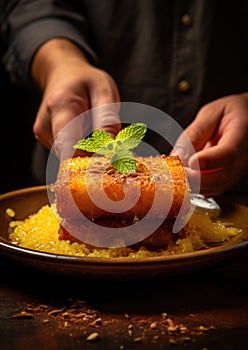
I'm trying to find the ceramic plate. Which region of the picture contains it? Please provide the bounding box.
[0,186,248,279]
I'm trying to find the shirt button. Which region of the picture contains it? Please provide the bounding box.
[178,80,191,92]
[181,14,193,26]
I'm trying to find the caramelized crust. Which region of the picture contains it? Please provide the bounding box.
[58,218,188,250]
[54,155,190,221]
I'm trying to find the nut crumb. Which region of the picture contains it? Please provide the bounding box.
[161,312,168,319]
[11,311,34,319]
[86,332,100,342]
[198,325,209,332]
[6,208,15,218]
[133,337,142,343]
[42,319,49,324]
[150,322,157,329]
[166,318,174,327]
[182,336,192,343]
[90,317,102,327]
[169,338,177,345]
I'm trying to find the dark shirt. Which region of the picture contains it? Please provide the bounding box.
[1,0,248,189]
[1,0,248,128]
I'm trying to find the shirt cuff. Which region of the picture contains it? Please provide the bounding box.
[3,18,98,89]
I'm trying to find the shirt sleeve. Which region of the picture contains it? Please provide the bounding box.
[0,0,98,89]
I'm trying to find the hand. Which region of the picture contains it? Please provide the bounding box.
[32,39,121,160]
[171,94,248,196]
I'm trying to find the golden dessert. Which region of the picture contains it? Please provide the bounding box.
[54,155,190,220]
[53,155,191,249]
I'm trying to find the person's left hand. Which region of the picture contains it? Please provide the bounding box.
[171,93,248,196]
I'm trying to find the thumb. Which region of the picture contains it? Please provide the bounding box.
[169,125,204,168]
[53,111,90,160]
[89,73,121,137]
[91,102,121,138]
[171,108,221,166]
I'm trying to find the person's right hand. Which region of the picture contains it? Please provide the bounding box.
[171,94,248,196]
[32,39,121,160]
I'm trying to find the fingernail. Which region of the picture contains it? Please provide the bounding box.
[173,147,187,160]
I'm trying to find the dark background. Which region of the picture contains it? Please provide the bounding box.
[0,41,37,194]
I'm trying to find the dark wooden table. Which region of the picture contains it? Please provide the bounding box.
[1,194,248,350]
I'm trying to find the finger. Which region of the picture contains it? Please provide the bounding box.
[200,170,233,197]
[91,103,121,137]
[171,120,219,163]
[89,76,121,137]
[171,106,222,163]
[187,159,248,197]
[189,113,248,171]
[189,146,230,171]
[186,167,229,197]
[170,131,197,165]
[33,104,53,149]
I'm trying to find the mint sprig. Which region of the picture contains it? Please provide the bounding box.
[73,123,147,173]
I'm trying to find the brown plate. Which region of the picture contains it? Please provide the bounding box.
[0,186,248,280]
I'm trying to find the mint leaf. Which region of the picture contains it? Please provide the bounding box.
[112,158,136,173]
[111,149,134,164]
[121,138,143,150]
[111,148,135,172]
[73,129,113,153]
[116,122,147,142]
[73,123,147,173]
